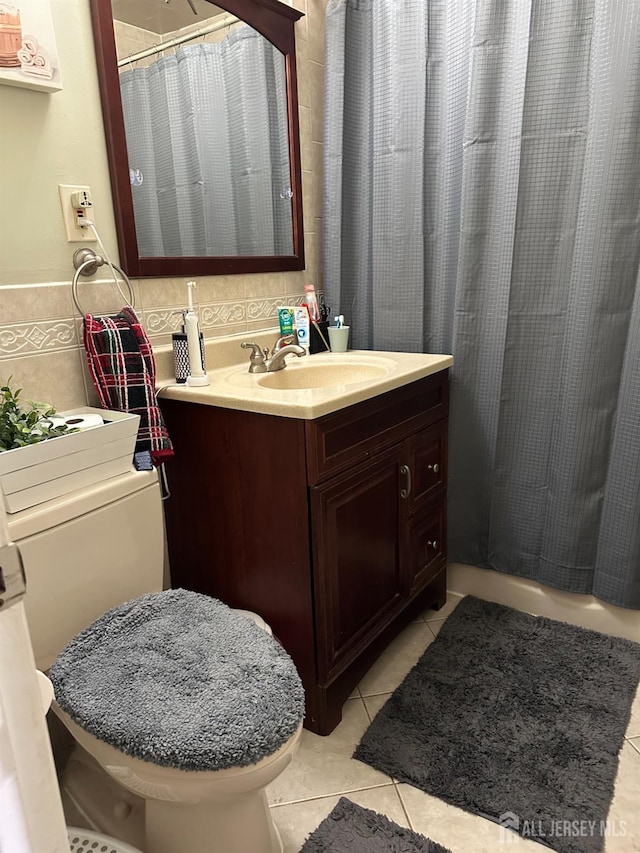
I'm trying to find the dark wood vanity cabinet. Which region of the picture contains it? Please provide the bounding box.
[160,369,449,735]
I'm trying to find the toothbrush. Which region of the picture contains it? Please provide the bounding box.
[185,281,210,386]
[312,320,331,352]
[335,314,344,328]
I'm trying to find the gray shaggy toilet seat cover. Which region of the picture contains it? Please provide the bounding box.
[49,589,305,771]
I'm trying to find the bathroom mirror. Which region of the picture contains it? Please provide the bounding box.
[90,0,305,277]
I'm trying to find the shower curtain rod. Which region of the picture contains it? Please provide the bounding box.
[117,13,239,67]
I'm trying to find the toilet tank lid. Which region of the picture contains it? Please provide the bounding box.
[49,589,305,772]
[7,469,158,541]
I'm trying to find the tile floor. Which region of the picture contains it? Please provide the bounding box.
[267,594,640,853]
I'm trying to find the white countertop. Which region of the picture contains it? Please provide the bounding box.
[158,347,453,420]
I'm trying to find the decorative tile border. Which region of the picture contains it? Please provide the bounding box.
[144,302,247,337]
[143,308,187,337]
[0,288,320,358]
[246,294,307,322]
[199,302,246,329]
[0,320,77,358]
[246,297,285,324]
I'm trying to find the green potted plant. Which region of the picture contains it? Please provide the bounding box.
[0,379,75,452]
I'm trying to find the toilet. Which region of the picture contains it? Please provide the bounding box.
[13,469,303,853]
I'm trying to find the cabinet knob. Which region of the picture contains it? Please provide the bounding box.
[426,539,438,551]
[427,462,440,474]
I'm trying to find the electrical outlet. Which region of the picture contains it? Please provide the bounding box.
[58,184,97,242]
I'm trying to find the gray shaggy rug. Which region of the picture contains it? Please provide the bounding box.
[354,596,640,853]
[299,798,451,853]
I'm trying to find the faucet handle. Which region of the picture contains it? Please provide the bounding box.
[272,334,295,354]
[241,341,268,373]
[241,341,266,357]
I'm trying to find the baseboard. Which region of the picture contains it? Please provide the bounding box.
[447,563,640,643]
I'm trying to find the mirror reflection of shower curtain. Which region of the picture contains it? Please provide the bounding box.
[119,27,292,257]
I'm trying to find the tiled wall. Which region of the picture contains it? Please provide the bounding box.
[113,11,245,65]
[0,0,326,411]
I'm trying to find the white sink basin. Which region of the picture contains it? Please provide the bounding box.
[256,361,389,390]
[224,354,395,392]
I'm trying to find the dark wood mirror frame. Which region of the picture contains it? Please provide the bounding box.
[89,0,305,278]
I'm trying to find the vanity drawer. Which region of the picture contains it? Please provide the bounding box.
[305,372,449,485]
[404,419,448,515]
[406,500,447,595]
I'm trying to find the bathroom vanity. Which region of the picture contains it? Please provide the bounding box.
[159,350,451,734]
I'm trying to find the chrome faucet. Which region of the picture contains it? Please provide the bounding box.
[266,343,306,372]
[241,338,307,373]
[271,334,295,354]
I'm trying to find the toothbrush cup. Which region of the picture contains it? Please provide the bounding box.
[328,325,350,353]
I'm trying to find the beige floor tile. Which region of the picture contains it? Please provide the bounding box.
[271,785,410,853]
[360,693,405,784]
[358,621,434,697]
[362,692,392,723]
[398,783,549,852]
[427,619,446,637]
[606,741,640,852]
[628,737,640,755]
[266,698,392,806]
[421,591,464,623]
[626,686,640,738]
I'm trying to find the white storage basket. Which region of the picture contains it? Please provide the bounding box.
[67,827,143,853]
[0,408,139,513]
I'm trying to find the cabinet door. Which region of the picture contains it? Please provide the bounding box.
[311,447,404,682]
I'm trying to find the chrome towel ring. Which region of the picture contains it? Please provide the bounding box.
[71,247,136,316]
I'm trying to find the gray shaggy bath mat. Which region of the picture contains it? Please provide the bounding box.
[299,797,451,853]
[354,596,640,853]
[50,588,305,771]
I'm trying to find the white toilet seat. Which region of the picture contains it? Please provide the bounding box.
[55,703,302,803]
[36,670,54,713]
[233,608,273,635]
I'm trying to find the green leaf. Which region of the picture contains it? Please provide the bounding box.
[0,378,78,452]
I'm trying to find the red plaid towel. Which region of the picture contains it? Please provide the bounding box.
[83,307,174,466]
